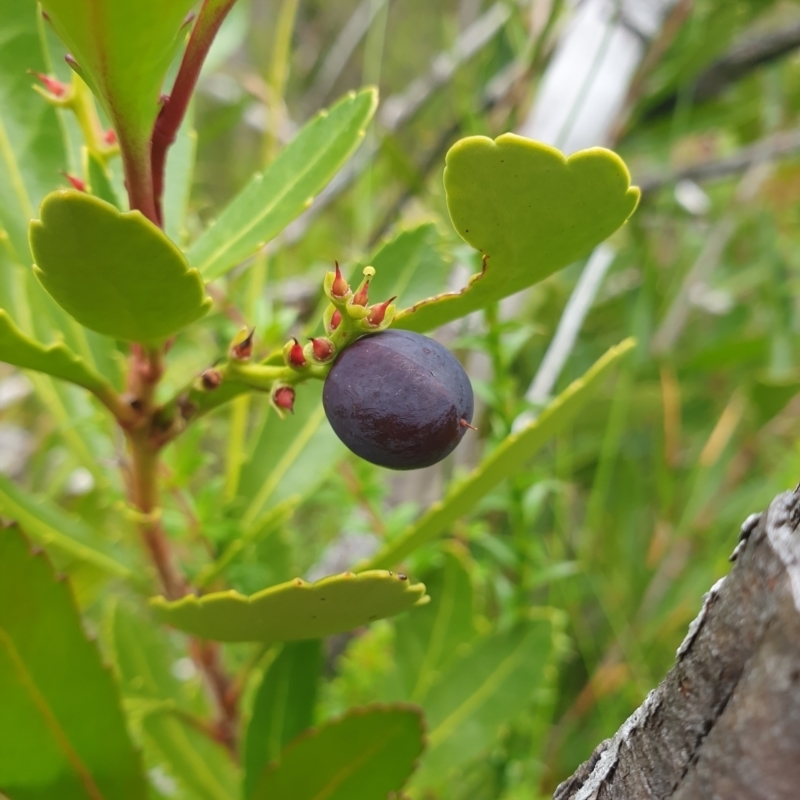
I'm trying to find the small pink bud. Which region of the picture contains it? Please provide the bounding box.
[329,309,342,331]
[366,296,396,327]
[331,260,349,298]
[310,337,334,361]
[31,71,66,97]
[104,128,117,145]
[274,386,295,413]
[201,368,222,390]
[63,173,86,192]
[352,279,370,307]
[288,338,306,367]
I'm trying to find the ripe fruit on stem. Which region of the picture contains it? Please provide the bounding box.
[323,330,474,470]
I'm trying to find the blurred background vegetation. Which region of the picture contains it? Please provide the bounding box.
[4,0,800,797]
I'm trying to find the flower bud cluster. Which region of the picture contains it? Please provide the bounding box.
[193,261,398,420]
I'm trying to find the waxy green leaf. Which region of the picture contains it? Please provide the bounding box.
[363,338,636,569]
[29,190,211,342]
[38,0,195,175]
[244,640,322,800]
[0,525,147,800]
[394,134,640,332]
[151,570,428,643]
[0,309,111,393]
[189,88,378,279]
[250,706,424,800]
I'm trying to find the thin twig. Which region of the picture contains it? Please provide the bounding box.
[152,0,238,226]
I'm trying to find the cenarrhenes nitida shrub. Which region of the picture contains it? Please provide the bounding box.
[323,330,475,470]
[0,2,641,794]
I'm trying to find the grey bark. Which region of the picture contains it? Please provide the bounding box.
[554,488,800,800]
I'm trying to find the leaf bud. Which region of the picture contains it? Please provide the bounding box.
[30,71,67,98]
[329,308,342,331]
[231,327,255,361]
[273,386,295,413]
[331,260,349,298]
[310,337,335,362]
[63,173,86,192]
[284,337,306,367]
[366,296,396,327]
[201,368,223,390]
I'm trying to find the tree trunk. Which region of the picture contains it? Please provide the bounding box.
[554,487,800,800]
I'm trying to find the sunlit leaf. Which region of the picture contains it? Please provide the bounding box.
[188,88,378,279]
[363,338,635,569]
[0,525,147,799]
[151,570,428,643]
[29,190,212,342]
[394,135,639,332]
[250,706,424,800]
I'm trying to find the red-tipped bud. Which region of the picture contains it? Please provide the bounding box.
[460,418,477,431]
[288,338,306,367]
[329,309,343,331]
[104,128,117,146]
[201,368,222,390]
[352,279,370,307]
[31,71,67,97]
[310,337,334,361]
[366,296,396,327]
[331,260,349,298]
[274,386,295,413]
[231,328,255,361]
[63,173,86,192]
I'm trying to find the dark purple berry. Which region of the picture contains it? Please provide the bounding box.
[322,330,474,470]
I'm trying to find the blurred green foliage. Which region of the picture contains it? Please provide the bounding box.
[2,0,800,797]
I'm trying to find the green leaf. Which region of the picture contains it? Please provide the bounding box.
[108,604,239,800]
[412,611,563,789]
[365,222,451,311]
[0,524,147,800]
[363,338,636,569]
[189,88,378,279]
[86,150,121,209]
[38,0,195,172]
[394,545,477,703]
[234,382,342,529]
[394,134,640,332]
[29,190,212,342]
[151,570,429,643]
[0,308,113,393]
[0,471,140,586]
[250,706,424,800]
[163,103,197,245]
[0,2,68,262]
[244,640,322,800]
[142,712,238,800]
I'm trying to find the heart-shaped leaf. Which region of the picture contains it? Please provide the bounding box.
[38,0,195,173]
[0,525,147,799]
[151,570,428,643]
[188,88,378,280]
[29,190,211,343]
[394,134,640,332]
[250,706,424,800]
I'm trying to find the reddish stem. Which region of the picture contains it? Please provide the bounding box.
[151,0,238,225]
[121,138,159,224]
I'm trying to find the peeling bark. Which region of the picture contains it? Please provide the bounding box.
[554,488,800,800]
